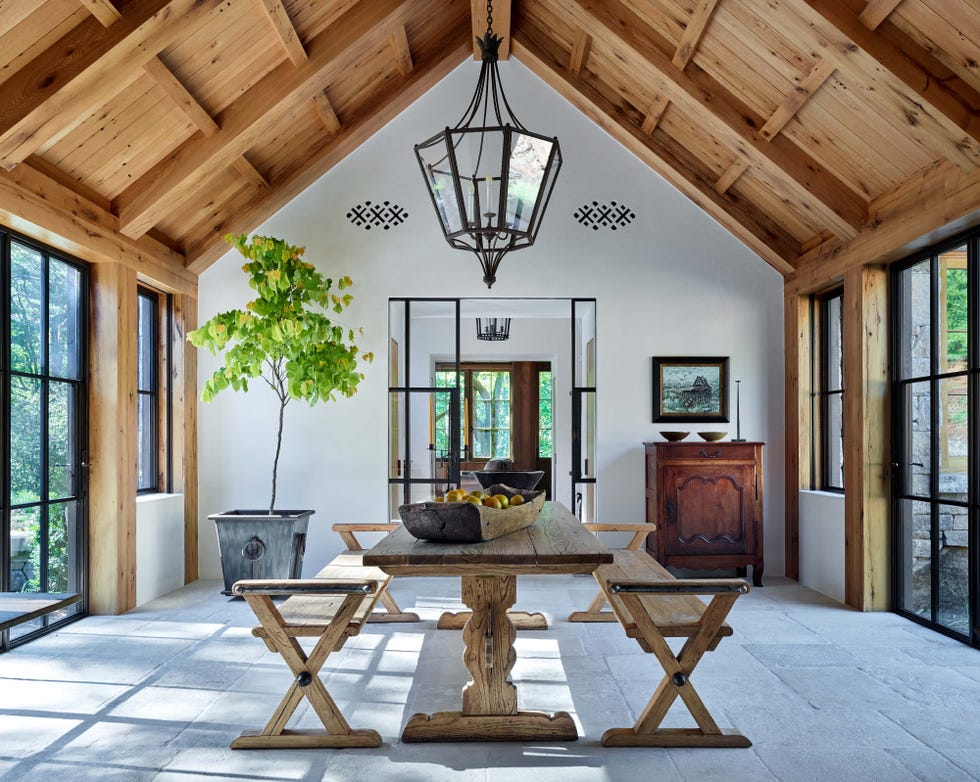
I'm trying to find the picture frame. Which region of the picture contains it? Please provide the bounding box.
[652,356,730,423]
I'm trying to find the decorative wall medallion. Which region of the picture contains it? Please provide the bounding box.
[573,200,636,231]
[346,200,408,230]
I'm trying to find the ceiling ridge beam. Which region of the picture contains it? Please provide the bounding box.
[760,57,837,142]
[511,22,798,275]
[857,0,903,31]
[388,25,414,76]
[565,0,866,240]
[0,162,193,292]
[185,24,472,273]
[673,0,721,70]
[113,0,419,240]
[471,0,511,60]
[257,0,307,66]
[0,0,227,171]
[80,0,122,27]
[797,0,980,164]
[568,30,592,75]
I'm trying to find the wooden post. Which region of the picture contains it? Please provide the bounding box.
[88,262,138,614]
[171,291,199,583]
[842,265,890,610]
[783,291,812,582]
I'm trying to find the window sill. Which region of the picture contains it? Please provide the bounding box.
[137,493,183,505]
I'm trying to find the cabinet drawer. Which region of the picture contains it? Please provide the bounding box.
[657,443,758,461]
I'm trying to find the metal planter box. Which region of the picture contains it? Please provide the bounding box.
[210,509,312,595]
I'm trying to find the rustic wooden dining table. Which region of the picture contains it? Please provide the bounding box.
[362,501,613,742]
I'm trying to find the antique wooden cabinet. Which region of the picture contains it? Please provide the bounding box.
[644,441,764,586]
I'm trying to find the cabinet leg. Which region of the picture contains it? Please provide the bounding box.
[752,561,764,587]
[736,567,747,577]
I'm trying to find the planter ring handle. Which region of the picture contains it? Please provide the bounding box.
[242,536,266,562]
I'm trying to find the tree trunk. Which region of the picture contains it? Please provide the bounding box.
[269,393,286,514]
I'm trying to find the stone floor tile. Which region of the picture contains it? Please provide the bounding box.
[889,746,980,781]
[743,642,862,668]
[324,743,490,782]
[668,747,779,782]
[755,747,922,782]
[51,720,184,769]
[0,677,129,716]
[0,715,80,759]
[882,707,980,749]
[6,761,159,781]
[938,750,980,779]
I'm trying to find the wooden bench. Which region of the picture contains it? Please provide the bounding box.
[568,523,657,622]
[594,549,751,748]
[0,592,82,632]
[231,560,392,750]
[331,523,419,623]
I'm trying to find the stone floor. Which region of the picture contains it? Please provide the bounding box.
[1,575,979,781]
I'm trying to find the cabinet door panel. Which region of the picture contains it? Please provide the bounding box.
[663,465,755,556]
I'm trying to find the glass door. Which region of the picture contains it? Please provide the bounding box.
[3,232,88,650]
[892,234,977,645]
[388,299,460,517]
[572,299,597,521]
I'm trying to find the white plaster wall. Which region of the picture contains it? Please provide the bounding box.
[135,494,185,605]
[196,59,786,578]
[799,490,846,603]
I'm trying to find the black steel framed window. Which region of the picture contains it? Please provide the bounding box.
[2,229,88,651]
[891,227,977,647]
[812,288,844,492]
[136,286,171,494]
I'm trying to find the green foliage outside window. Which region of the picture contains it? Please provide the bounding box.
[538,371,553,458]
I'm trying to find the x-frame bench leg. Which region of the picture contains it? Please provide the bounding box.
[602,592,751,748]
[232,593,382,749]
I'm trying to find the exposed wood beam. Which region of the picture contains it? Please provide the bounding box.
[673,0,721,70]
[143,57,219,136]
[114,0,421,240]
[80,0,122,26]
[231,156,269,190]
[512,23,799,274]
[257,0,307,66]
[858,0,903,30]
[0,163,194,293]
[388,25,414,76]
[311,92,342,135]
[787,161,980,295]
[25,154,111,211]
[169,292,199,584]
[88,260,137,615]
[184,22,472,273]
[798,0,980,166]
[471,0,510,60]
[568,30,592,75]
[760,58,836,141]
[782,290,811,582]
[715,158,749,194]
[564,0,866,241]
[0,0,226,171]
[640,93,670,135]
[842,264,889,611]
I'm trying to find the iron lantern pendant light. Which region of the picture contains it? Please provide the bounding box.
[415,0,562,289]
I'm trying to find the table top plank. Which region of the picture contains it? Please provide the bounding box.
[364,502,612,576]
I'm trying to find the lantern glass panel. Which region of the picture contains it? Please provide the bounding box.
[506,132,552,233]
[417,134,463,236]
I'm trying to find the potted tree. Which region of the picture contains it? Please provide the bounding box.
[190,233,373,594]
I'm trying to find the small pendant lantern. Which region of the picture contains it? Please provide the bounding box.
[475,317,511,341]
[415,0,562,288]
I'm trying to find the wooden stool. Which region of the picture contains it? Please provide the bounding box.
[332,523,420,622]
[568,523,656,622]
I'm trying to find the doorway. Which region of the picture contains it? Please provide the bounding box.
[388,298,596,519]
[891,231,977,646]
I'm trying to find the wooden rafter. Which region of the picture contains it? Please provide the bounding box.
[640,94,670,135]
[562,0,866,240]
[471,0,511,60]
[257,0,308,66]
[715,158,749,194]
[759,58,836,141]
[389,25,415,75]
[114,0,421,240]
[673,0,721,70]
[184,23,472,272]
[311,92,342,135]
[80,0,122,26]
[568,30,592,74]
[512,21,798,274]
[798,0,980,167]
[857,0,903,31]
[143,57,219,137]
[0,0,226,171]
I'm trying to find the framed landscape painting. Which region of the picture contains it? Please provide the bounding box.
[652,356,729,423]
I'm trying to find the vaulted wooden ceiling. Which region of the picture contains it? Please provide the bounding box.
[0,0,977,290]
